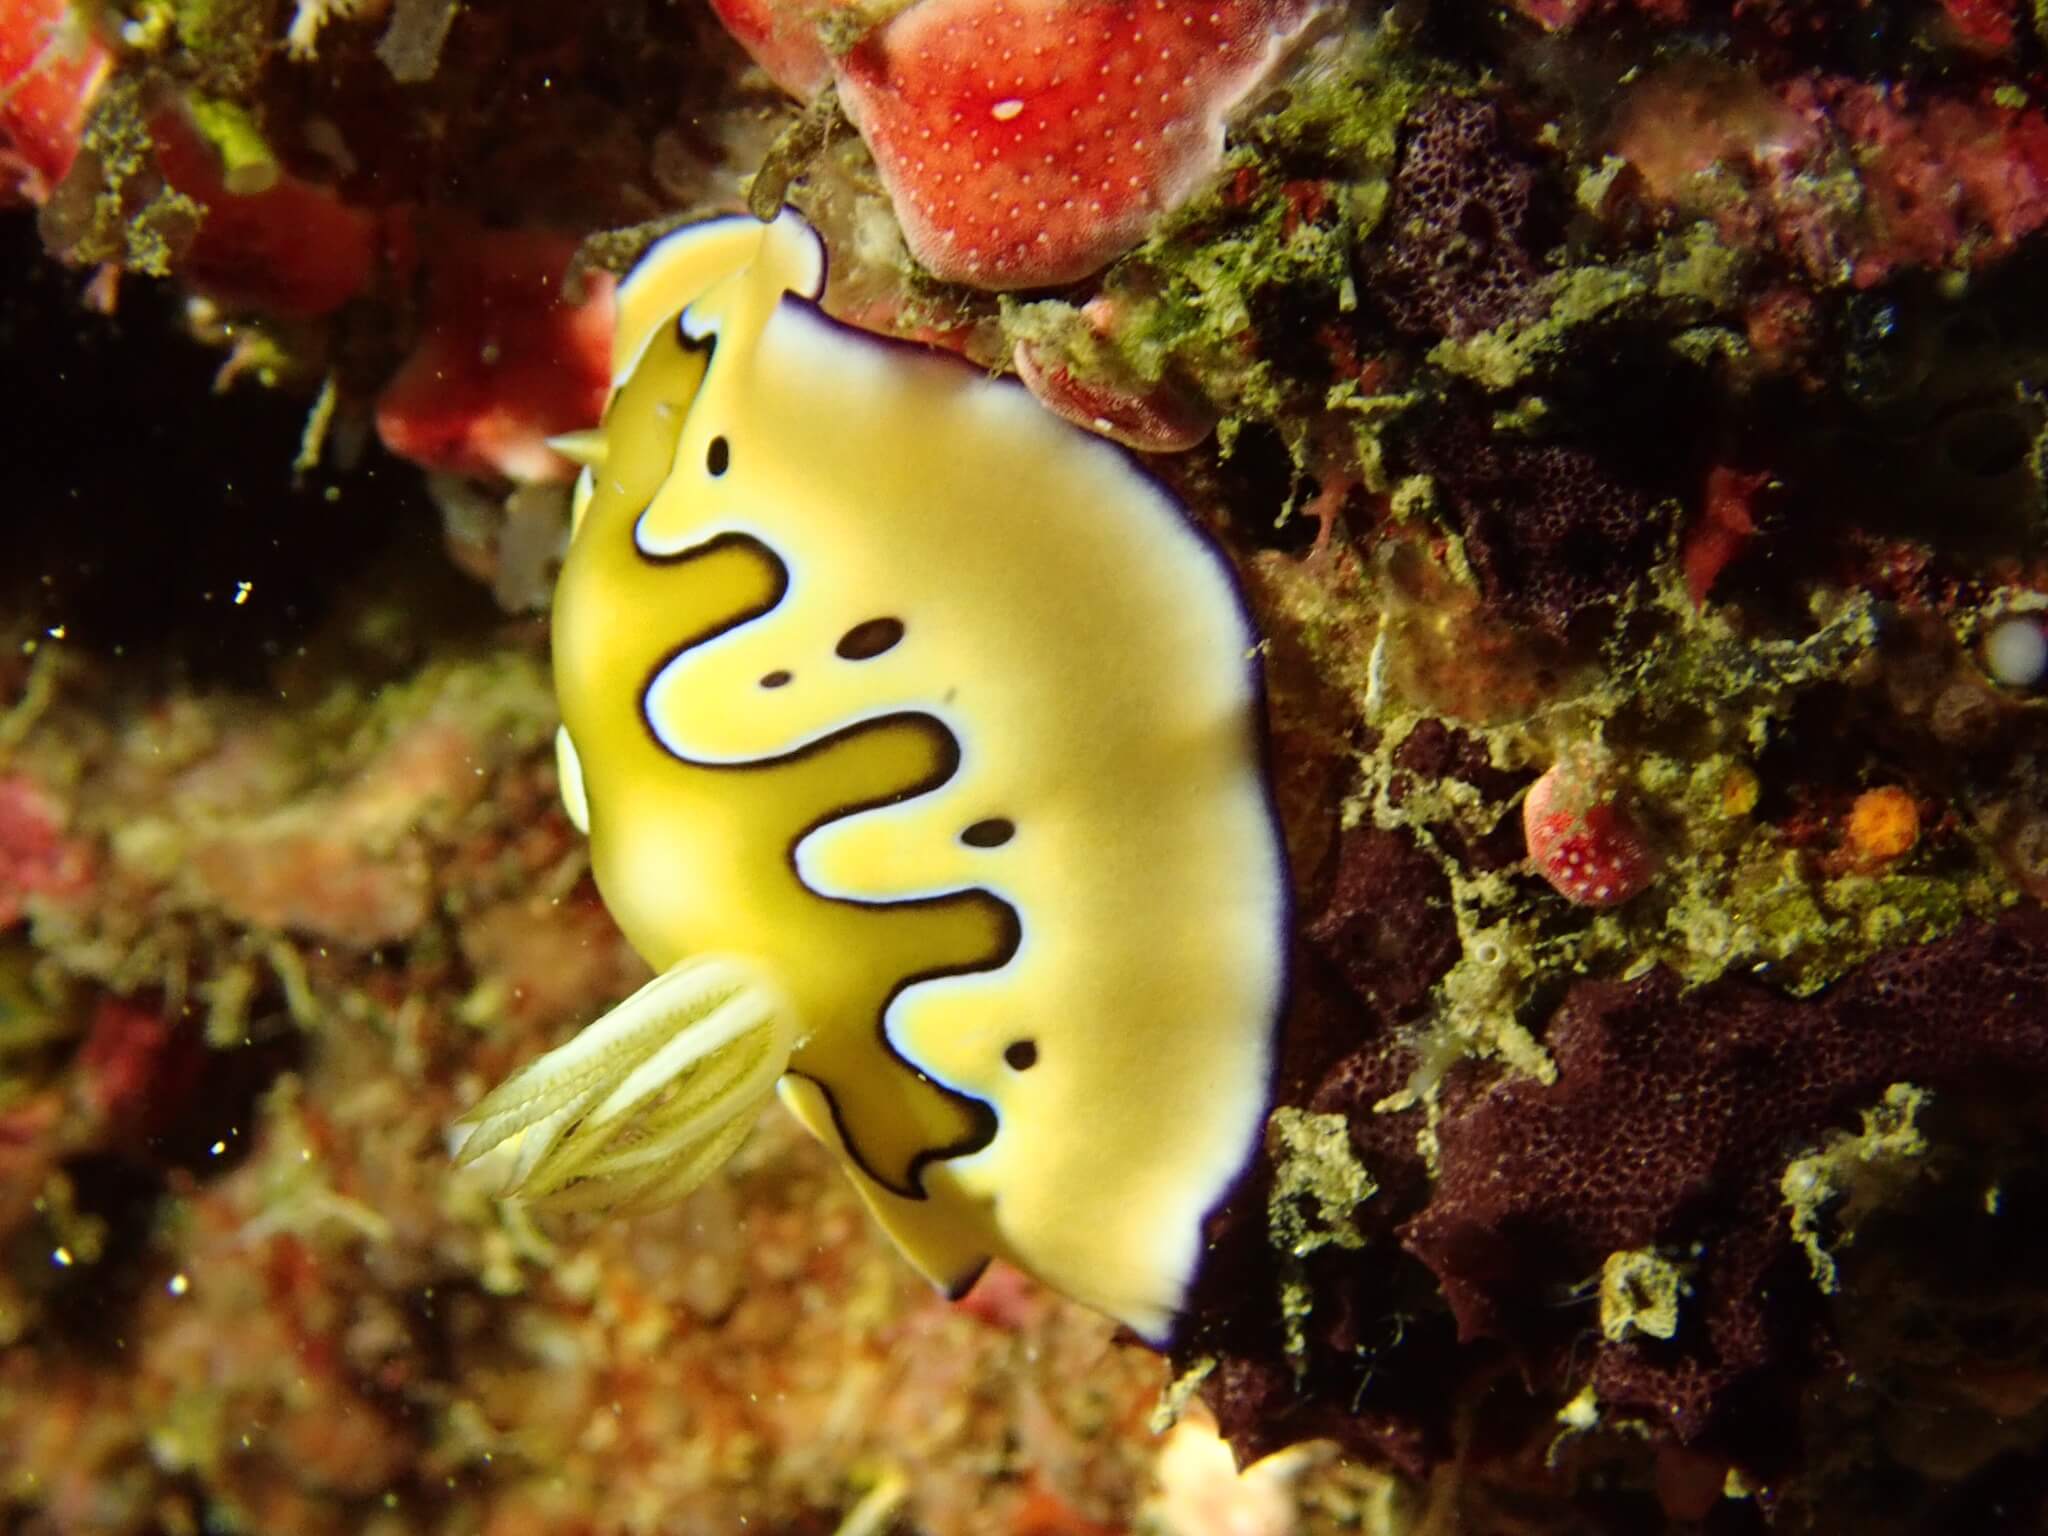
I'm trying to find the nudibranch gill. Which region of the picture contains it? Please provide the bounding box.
[456,208,1289,1344]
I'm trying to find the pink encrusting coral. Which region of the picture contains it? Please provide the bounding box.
[1612,68,2048,287]
[712,0,1326,289]
[374,224,616,483]
[1818,81,2048,282]
[0,774,93,928]
[1935,0,2019,51]
[1507,0,2013,44]
[1012,299,1216,452]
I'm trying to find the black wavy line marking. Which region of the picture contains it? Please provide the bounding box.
[768,709,1017,1199]
[630,495,1016,1203]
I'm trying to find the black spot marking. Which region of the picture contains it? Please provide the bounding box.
[707,436,730,476]
[760,669,793,689]
[1004,1040,1038,1071]
[962,818,1014,848]
[836,617,905,660]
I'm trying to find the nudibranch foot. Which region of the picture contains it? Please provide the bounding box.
[456,954,798,1211]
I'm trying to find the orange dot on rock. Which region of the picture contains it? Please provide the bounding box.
[1848,786,1920,864]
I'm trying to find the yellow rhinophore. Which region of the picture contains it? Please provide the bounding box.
[457,208,1288,1343]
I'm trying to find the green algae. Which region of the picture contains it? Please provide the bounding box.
[1657,852,1998,995]
[169,0,279,95]
[1268,1106,1377,1262]
[1430,223,1751,395]
[1605,584,1882,749]
[1267,1106,1377,1375]
[816,2,916,56]
[1579,586,2013,990]
[1431,267,1649,394]
[237,1074,396,1246]
[569,214,693,289]
[1263,522,2025,1137]
[185,95,277,193]
[1655,224,1749,310]
[992,23,1420,478]
[47,79,205,279]
[749,86,846,221]
[1556,590,2010,993]
[1782,1084,1934,1294]
[0,948,78,1111]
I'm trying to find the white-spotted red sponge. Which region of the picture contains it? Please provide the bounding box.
[1522,745,1659,908]
[1,0,107,204]
[705,0,843,97]
[713,0,1324,289]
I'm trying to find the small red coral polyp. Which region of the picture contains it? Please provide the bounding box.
[834,0,1318,289]
[1682,465,1769,608]
[1012,333,1213,451]
[375,225,616,484]
[1522,751,1657,907]
[149,109,379,320]
[76,997,177,1125]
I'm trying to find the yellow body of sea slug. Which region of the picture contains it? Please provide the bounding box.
[457,208,1289,1344]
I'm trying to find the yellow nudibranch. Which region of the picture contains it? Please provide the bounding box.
[456,209,1288,1343]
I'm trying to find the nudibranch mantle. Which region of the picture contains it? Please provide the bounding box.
[462,208,1288,1344]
